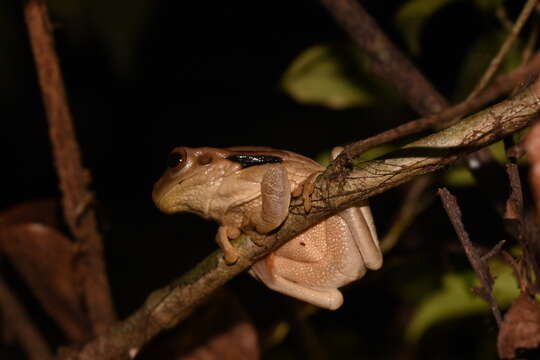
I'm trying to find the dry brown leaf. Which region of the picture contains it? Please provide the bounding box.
[0,222,91,342]
[0,198,60,228]
[139,290,259,360]
[498,293,540,359]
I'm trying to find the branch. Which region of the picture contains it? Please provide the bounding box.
[318,0,540,254]
[319,0,448,115]
[504,162,540,294]
[327,51,540,176]
[526,118,540,222]
[319,0,540,175]
[438,188,502,326]
[23,0,116,334]
[380,176,433,253]
[466,0,539,101]
[62,72,540,360]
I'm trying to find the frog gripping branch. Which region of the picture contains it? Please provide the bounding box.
[152,146,382,310]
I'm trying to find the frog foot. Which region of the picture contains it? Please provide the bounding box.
[292,171,321,213]
[217,226,240,265]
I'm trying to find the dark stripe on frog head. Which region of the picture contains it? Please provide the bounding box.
[226,154,283,168]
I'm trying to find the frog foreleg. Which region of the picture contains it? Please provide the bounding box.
[216,225,241,264]
[253,165,291,240]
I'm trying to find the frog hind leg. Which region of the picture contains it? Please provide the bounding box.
[330,146,382,270]
[337,204,382,270]
[250,255,344,310]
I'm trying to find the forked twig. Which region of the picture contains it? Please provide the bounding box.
[327,52,540,176]
[321,0,540,176]
[466,0,539,101]
[438,188,503,326]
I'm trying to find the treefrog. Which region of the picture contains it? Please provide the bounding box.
[152,146,382,310]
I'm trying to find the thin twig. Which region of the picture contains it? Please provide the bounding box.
[504,163,540,294]
[500,250,526,291]
[496,5,514,31]
[380,175,433,253]
[327,51,540,176]
[0,276,53,360]
[320,0,540,174]
[505,132,528,161]
[522,13,539,63]
[505,163,525,225]
[319,0,449,240]
[60,75,540,360]
[481,240,506,262]
[526,118,540,222]
[23,0,116,334]
[466,0,539,101]
[438,188,503,326]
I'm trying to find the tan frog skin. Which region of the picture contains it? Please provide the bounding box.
[152,146,382,310]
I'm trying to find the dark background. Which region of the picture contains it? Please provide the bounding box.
[0,0,524,359]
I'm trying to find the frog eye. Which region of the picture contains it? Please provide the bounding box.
[167,151,185,169]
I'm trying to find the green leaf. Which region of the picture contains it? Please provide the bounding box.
[489,140,507,164]
[355,144,396,162]
[281,44,389,109]
[441,166,476,187]
[395,0,456,54]
[406,260,520,343]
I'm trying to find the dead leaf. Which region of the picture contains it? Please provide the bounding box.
[139,290,259,360]
[498,293,540,359]
[0,222,91,342]
[0,198,60,228]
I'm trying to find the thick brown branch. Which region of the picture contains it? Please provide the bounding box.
[62,70,540,360]
[0,276,53,360]
[319,0,448,116]
[320,0,447,176]
[23,0,116,334]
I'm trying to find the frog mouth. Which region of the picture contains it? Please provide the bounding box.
[152,174,206,215]
[152,177,178,213]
